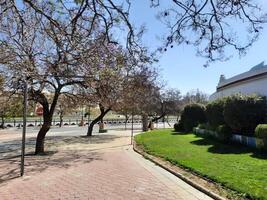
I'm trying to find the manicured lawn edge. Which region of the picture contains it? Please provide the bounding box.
[133,140,227,200]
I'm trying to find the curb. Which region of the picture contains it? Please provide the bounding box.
[133,142,227,200]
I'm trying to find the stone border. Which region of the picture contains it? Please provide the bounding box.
[194,127,265,150]
[133,142,227,200]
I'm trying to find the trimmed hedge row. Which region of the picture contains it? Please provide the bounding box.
[224,95,266,134]
[205,98,226,129]
[175,94,267,137]
[206,94,266,136]
[175,103,206,132]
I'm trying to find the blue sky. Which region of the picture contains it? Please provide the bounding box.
[129,0,267,95]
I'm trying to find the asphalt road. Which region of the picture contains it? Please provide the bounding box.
[9,122,173,137]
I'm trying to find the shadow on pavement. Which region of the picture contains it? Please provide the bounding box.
[0,134,124,185]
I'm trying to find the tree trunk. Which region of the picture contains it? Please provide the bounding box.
[148,120,155,130]
[87,107,111,136]
[152,113,165,122]
[142,114,148,132]
[59,113,63,127]
[34,89,60,155]
[124,114,129,130]
[0,115,4,129]
[35,120,51,154]
[166,115,171,127]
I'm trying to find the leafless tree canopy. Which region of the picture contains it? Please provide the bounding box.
[0,0,148,154]
[151,0,267,65]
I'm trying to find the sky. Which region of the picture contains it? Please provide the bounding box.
[129,0,267,95]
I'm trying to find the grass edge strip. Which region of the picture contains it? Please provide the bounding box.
[133,141,227,200]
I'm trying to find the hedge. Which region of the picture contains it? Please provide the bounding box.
[223,95,266,135]
[206,98,226,129]
[180,103,206,132]
[216,124,232,143]
[174,121,184,132]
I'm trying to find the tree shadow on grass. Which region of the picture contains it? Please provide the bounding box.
[190,136,267,159]
[171,131,190,135]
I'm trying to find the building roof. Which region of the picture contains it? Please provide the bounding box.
[217,61,267,90]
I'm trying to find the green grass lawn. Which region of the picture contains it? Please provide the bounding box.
[135,129,267,200]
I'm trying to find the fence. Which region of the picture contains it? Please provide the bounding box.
[3,118,177,128]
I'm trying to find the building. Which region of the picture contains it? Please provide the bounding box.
[210,61,267,101]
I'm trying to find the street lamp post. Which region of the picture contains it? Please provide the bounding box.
[131,113,134,145]
[21,78,28,176]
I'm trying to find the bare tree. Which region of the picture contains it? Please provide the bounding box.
[57,95,78,127]
[123,66,160,131]
[82,45,141,136]
[183,89,209,105]
[0,1,140,154]
[150,0,267,65]
[148,88,182,124]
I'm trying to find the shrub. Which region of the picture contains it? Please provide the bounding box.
[223,95,266,135]
[174,121,184,132]
[197,123,207,129]
[255,124,267,140]
[216,125,232,143]
[206,99,225,128]
[180,104,207,132]
[255,124,267,150]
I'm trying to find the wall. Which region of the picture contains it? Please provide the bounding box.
[210,75,267,101]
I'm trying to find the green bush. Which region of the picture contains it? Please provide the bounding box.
[180,104,207,132]
[174,121,184,132]
[216,125,232,143]
[206,99,225,128]
[223,95,266,135]
[255,124,267,150]
[255,124,267,140]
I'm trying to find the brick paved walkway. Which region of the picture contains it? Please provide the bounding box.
[0,130,213,200]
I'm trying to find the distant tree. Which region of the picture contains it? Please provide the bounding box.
[57,95,78,127]
[183,89,209,105]
[124,67,160,131]
[149,88,182,124]
[0,76,23,127]
[0,94,22,128]
[81,46,134,136]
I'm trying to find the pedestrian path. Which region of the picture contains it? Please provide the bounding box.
[0,130,213,200]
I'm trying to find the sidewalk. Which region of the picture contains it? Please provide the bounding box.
[0,130,213,200]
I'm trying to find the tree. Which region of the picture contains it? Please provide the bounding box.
[0,1,141,154]
[81,45,145,136]
[57,95,79,127]
[150,0,267,65]
[123,66,160,131]
[149,88,182,124]
[0,93,23,128]
[183,89,209,105]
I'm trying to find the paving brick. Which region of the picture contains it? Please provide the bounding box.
[0,130,213,200]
